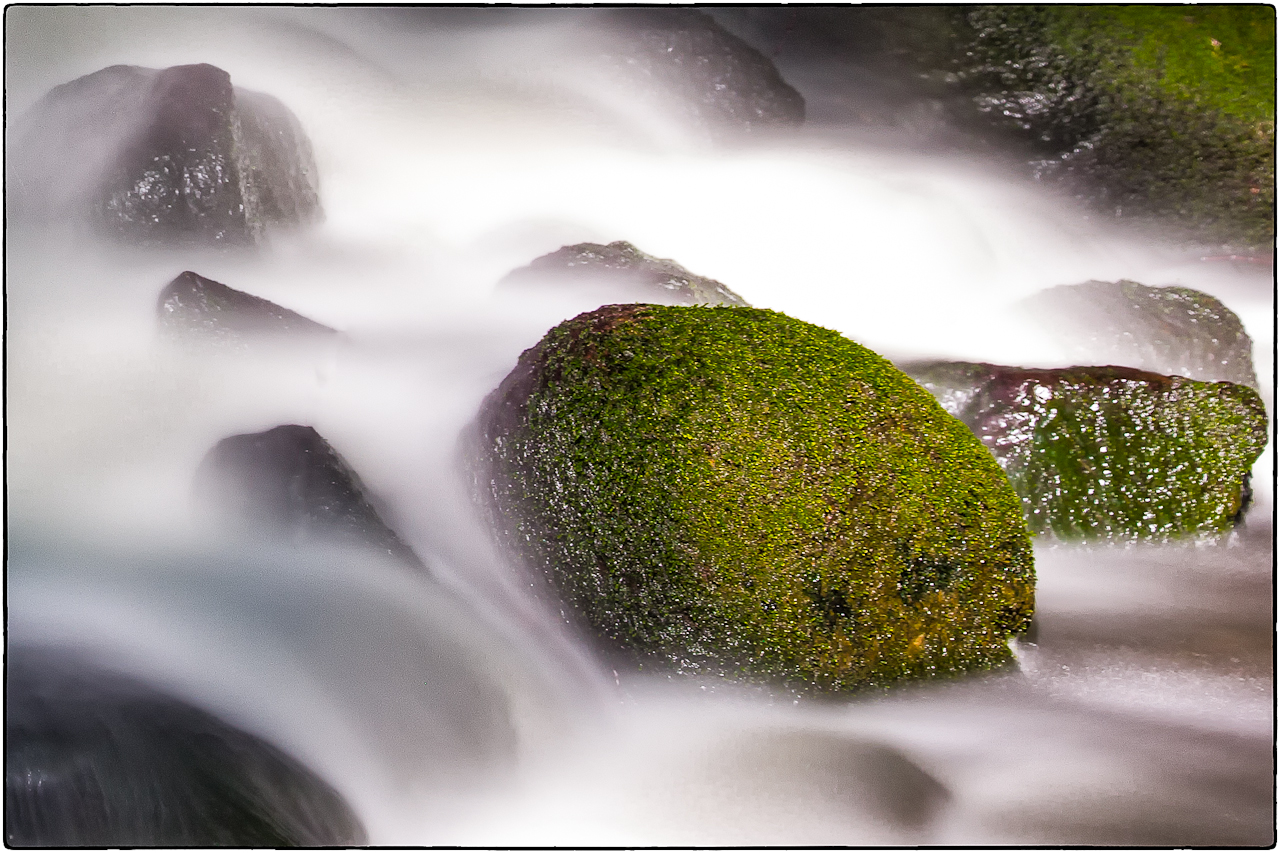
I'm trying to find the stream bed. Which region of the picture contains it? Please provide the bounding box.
[5,7,1275,846]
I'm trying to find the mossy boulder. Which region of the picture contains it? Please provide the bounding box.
[903,361,1268,541]
[498,240,749,307]
[952,6,1275,247]
[8,63,321,246]
[195,425,426,572]
[158,271,337,342]
[1022,280,1258,388]
[476,304,1034,692]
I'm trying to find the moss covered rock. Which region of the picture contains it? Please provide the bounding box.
[499,240,749,307]
[954,5,1275,247]
[477,304,1033,692]
[903,361,1268,541]
[1022,280,1258,388]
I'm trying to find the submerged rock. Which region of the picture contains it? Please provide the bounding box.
[9,63,321,246]
[498,240,749,306]
[195,425,426,572]
[903,361,1268,541]
[476,304,1033,692]
[1022,280,1258,388]
[689,729,951,839]
[157,271,337,341]
[5,648,366,847]
[592,8,805,137]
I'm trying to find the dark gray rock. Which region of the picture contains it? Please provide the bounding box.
[8,63,321,247]
[158,270,337,342]
[5,647,366,847]
[195,425,426,572]
[594,8,805,136]
[1022,280,1258,389]
[499,240,749,306]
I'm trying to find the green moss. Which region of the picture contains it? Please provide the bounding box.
[905,362,1269,541]
[961,5,1275,246]
[479,305,1034,693]
[1042,6,1275,125]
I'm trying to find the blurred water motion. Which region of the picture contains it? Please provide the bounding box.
[5,6,1274,846]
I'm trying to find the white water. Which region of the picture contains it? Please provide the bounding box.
[6,7,1275,846]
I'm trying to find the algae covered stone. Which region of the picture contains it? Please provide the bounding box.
[904,362,1268,541]
[954,5,1275,246]
[477,304,1033,692]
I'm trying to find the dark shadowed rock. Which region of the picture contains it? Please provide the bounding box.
[593,8,805,136]
[1022,280,1258,388]
[5,647,366,847]
[8,63,321,247]
[158,271,337,342]
[499,240,749,306]
[902,361,1268,541]
[195,425,426,572]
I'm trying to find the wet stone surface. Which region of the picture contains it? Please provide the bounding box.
[499,240,749,307]
[477,304,1034,692]
[8,63,321,247]
[157,270,338,342]
[5,647,366,847]
[1022,280,1259,388]
[195,424,427,572]
[903,361,1268,541]
[594,8,805,137]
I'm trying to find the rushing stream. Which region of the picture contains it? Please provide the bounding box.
[6,7,1275,846]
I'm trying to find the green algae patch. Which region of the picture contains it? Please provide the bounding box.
[904,362,1269,542]
[477,305,1034,693]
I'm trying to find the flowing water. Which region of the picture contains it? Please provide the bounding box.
[5,7,1275,846]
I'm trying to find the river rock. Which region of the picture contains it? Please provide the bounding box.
[5,647,366,846]
[8,63,321,246]
[948,6,1274,247]
[592,8,805,136]
[902,361,1268,541]
[498,240,749,306]
[195,425,426,572]
[475,304,1034,692]
[157,271,337,341]
[1022,280,1258,388]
